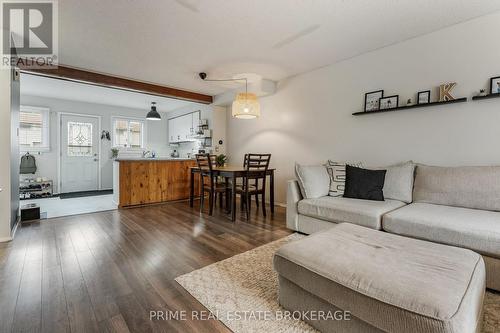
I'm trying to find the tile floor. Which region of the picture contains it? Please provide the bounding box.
[22,194,117,218]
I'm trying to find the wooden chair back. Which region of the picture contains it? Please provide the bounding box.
[195,154,217,187]
[243,153,271,187]
[244,153,271,173]
[195,153,214,172]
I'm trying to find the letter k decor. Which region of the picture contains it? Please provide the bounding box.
[439,82,457,101]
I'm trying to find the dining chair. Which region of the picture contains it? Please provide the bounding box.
[236,153,272,219]
[243,154,261,209]
[195,154,231,215]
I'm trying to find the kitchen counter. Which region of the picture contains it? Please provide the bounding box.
[114,157,195,161]
[113,159,199,207]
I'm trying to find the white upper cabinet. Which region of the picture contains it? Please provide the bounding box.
[168,118,177,143]
[168,111,200,143]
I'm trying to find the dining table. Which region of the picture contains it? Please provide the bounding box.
[189,165,275,221]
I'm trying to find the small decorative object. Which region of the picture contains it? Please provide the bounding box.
[479,89,487,97]
[490,76,500,94]
[417,90,431,104]
[379,95,399,110]
[364,90,384,112]
[215,154,227,167]
[101,130,111,141]
[111,148,119,159]
[406,98,413,106]
[439,82,457,102]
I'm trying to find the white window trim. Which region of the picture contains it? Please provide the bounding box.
[19,105,51,152]
[111,116,146,150]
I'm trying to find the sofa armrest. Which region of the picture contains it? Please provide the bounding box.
[287,179,303,231]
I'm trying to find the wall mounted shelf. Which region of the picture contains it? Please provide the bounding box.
[352,97,468,116]
[471,93,500,101]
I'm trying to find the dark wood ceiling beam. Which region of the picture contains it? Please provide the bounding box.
[19,63,213,104]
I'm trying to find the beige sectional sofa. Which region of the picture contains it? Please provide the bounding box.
[287,163,500,291]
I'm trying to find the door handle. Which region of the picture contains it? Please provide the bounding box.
[94,158,99,161]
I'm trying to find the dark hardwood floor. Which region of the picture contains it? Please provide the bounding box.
[0,200,290,333]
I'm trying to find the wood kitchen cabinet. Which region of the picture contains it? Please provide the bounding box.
[116,159,199,207]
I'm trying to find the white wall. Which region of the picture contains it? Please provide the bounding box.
[0,68,12,241]
[227,12,500,204]
[20,95,171,192]
[212,106,227,155]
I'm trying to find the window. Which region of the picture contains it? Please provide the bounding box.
[67,121,93,156]
[112,118,144,148]
[19,106,50,152]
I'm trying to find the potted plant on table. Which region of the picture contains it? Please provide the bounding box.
[215,154,227,167]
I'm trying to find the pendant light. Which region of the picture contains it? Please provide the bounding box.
[146,102,161,120]
[199,72,260,119]
[232,92,260,119]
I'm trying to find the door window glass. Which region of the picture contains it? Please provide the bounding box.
[67,121,93,156]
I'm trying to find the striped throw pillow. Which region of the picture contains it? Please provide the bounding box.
[326,160,363,196]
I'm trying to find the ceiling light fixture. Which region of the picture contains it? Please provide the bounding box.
[199,72,260,119]
[146,102,161,120]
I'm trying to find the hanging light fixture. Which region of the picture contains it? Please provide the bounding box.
[199,72,260,119]
[146,102,161,120]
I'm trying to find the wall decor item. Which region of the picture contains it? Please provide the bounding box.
[439,82,457,102]
[406,98,413,106]
[379,95,399,110]
[364,90,384,112]
[479,89,487,97]
[101,130,111,141]
[417,90,431,104]
[490,76,500,94]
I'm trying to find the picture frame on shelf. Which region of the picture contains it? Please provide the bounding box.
[489,76,500,95]
[379,95,399,110]
[417,90,431,104]
[364,90,384,112]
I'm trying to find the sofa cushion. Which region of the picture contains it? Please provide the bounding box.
[294,164,330,199]
[374,161,415,203]
[383,203,500,258]
[325,160,363,197]
[274,223,485,333]
[413,165,500,211]
[297,196,406,230]
[344,165,386,201]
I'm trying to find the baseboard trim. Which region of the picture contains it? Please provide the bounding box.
[3,217,22,243]
[249,198,286,208]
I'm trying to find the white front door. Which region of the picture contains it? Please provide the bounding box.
[60,114,99,193]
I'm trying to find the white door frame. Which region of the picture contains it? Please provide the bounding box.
[57,112,102,193]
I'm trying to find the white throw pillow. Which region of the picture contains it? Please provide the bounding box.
[374,161,415,203]
[325,160,363,196]
[295,164,330,199]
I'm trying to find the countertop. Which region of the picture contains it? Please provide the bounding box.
[114,157,195,161]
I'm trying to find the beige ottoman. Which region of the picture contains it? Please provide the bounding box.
[274,223,485,333]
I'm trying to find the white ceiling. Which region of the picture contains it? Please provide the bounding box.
[20,73,198,112]
[54,1,500,95]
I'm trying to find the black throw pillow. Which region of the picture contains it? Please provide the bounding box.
[343,165,386,201]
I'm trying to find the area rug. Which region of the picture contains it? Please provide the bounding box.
[175,234,500,333]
